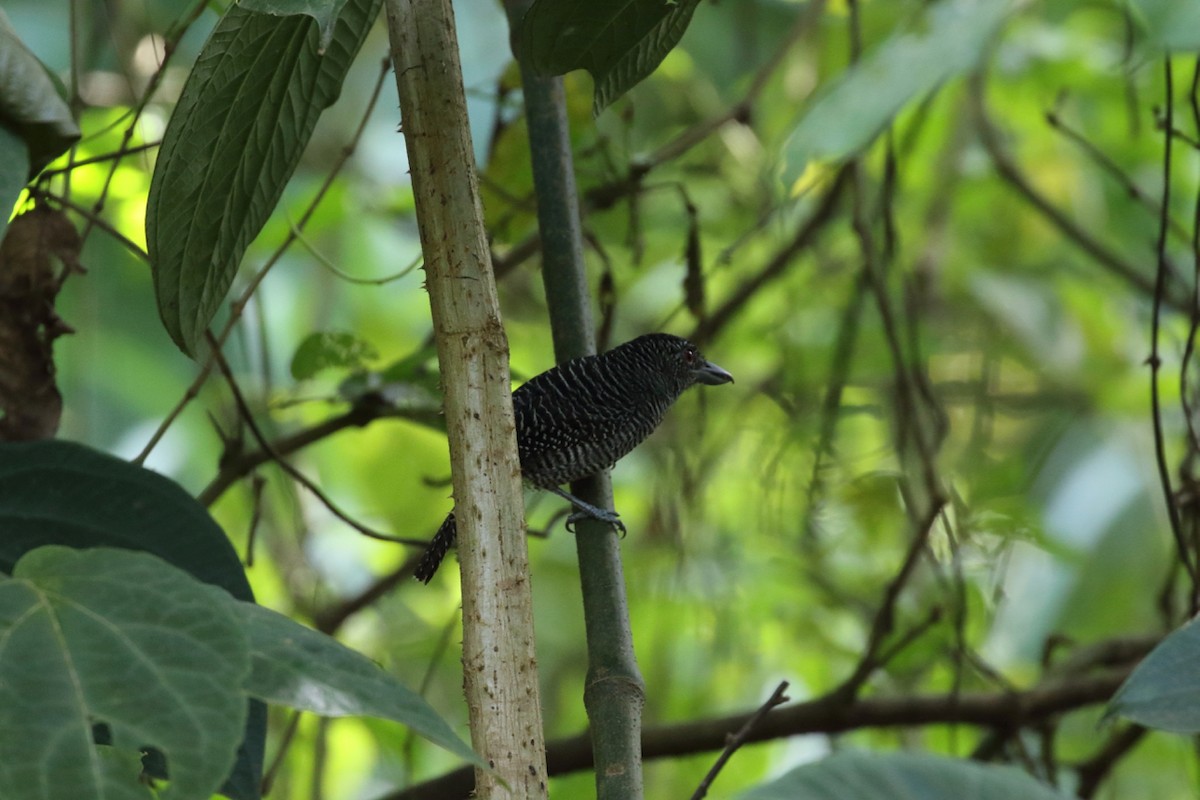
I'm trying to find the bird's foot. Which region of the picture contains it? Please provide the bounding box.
[547,486,627,536]
[565,507,627,537]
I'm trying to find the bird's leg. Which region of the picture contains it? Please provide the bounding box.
[546,486,627,536]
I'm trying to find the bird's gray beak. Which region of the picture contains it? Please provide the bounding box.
[694,359,734,385]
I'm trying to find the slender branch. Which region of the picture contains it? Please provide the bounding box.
[28,189,148,262]
[1184,58,1200,572]
[835,503,945,699]
[690,167,850,345]
[851,158,941,501]
[836,12,953,695]
[132,357,215,465]
[1148,58,1199,596]
[483,12,821,283]
[207,335,426,547]
[40,141,160,177]
[313,555,421,634]
[197,391,441,506]
[1045,108,1191,243]
[970,70,1187,310]
[1178,61,1200,458]
[259,710,303,797]
[289,220,424,285]
[67,0,209,247]
[689,681,790,800]
[801,264,868,551]
[244,474,266,566]
[379,665,1141,800]
[583,3,820,214]
[1074,725,1147,799]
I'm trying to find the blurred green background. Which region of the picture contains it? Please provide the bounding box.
[6,0,1196,797]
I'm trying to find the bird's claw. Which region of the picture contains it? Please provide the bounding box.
[565,509,626,537]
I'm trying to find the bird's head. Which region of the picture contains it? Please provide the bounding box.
[622,333,734,395]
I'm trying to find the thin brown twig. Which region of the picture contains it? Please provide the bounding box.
[206,333,427,547]
[29,189,148,262]
[689,681,790,800]
[288,219,424,285]
[873,606,944,666]
[39,141,160,177]
[244,474,266,567]
[1074,725,1147,799]
[1178,61,1200,458]
[801,264,869,548]
[380,664,1142,800]
[74,0,210,246]
[689,167,850,344]
[583,2,820,213]
[851,164,941,501]
[1148,58,1199,597]
[133,358,215,465]
[198,391,441,506]
[835,502,946,700]
[1186,57,1200,571]
[1045,108,1191,243]
[1176,58,1200,607]
[970,69,1187,309]
[313,555,421,634]
[1154,108,1200,150]
[400,611,462,771]
[487,5,822,283]
[260,710,303,797]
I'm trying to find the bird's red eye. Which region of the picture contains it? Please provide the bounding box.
[684,347,697,364]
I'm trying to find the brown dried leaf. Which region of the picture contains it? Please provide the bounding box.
[0,205,83,440]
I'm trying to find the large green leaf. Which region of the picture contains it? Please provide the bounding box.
[0,10,80,177]
[0,439,264,800]
[238,603,482,766]
[0,10,81,241]
[145,0,381,356]
[0,547,251,800]
[0,440,252,600]
[1108,618,1200,732]
[519,0,702,113]
[1129,0,1200,52]
[738,752,1070,800]
[781,0,1012,186]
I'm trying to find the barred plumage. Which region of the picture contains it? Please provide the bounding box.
[413,333,733,583]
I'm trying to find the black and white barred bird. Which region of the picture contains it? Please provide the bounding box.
[413,333,734,583]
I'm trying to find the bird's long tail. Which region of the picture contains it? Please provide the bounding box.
[414,512,456,583]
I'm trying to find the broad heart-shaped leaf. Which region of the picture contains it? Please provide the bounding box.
[1108,618,1200,732]
[781,0,1013,187]
[519,0,702,114]
[737,752,1070,800]
[0,547,251,800]
[145,0,381,357]
[0,440,253,601]
[0,439,265,800]
[0,9,81,179]
[237,602,482,766]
